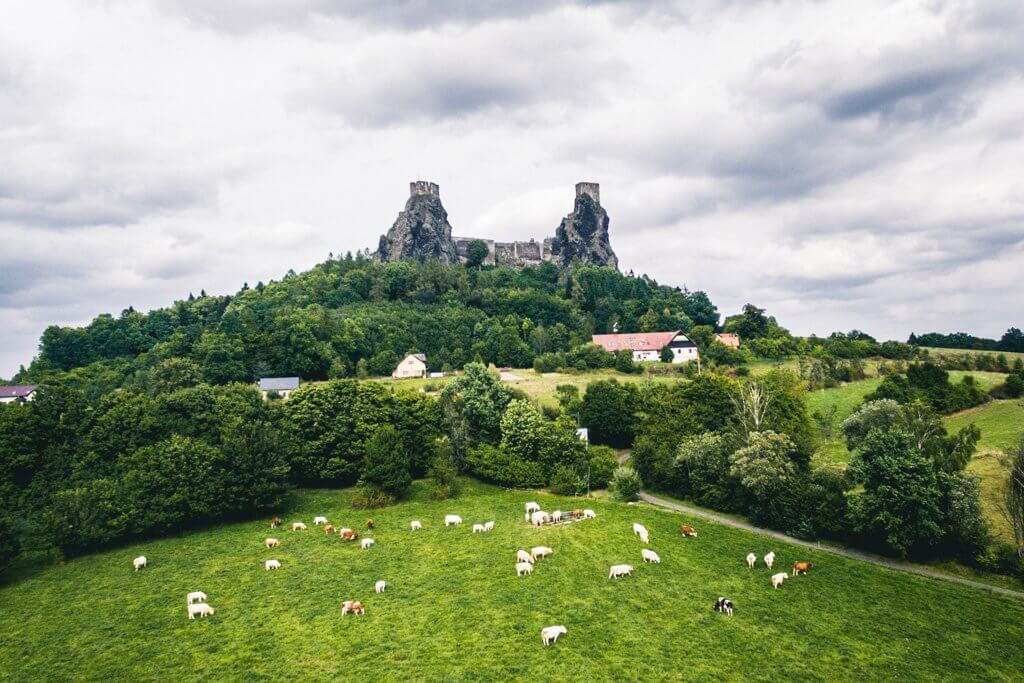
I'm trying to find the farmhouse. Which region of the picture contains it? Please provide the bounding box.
[0,385,37,404]
[591,331,699,363]
[393,353,427,379]
[258,377,300,400]
[716,333,741,348]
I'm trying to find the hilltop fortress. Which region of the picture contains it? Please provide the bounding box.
[375,181,618,270]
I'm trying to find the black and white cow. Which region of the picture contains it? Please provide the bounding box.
[713,597,734,616]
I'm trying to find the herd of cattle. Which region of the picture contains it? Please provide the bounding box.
[130,499,814,645]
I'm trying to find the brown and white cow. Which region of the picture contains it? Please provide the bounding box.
[342,529,359,541]
[792,561,812,576]
[680,524,698,538]
[270,516,282,529]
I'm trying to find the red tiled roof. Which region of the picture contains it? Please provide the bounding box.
[0,385,37,398]
[591,331,679,353]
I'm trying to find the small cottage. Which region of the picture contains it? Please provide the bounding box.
[393,353,428,379]
[0,385,37,404]
[258,377,300,400]
[591,330,699,363]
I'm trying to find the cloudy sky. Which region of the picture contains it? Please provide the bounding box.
[2,0,1023,376]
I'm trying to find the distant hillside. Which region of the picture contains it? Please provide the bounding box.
[16,256,720,390]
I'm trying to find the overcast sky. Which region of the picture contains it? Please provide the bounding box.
[2,0,1023,377]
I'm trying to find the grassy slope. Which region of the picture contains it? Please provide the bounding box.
[2,481,1023,682]
[922,347,1024,362]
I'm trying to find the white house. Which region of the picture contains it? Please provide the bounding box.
[258,377,300,400]
[0,385,37,404]
[393,353,427,379]
[591,330,699,363]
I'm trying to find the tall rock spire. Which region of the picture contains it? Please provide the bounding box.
[376,181,459,264]
[549,182,618,270]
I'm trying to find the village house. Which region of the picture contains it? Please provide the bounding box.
[0,385,37,404]
[258,377,300,400]
[393,353,427,379]
[591,330,700,363]
[715,333,741,348]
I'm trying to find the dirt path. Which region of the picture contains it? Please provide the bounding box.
[639,491,1024,600]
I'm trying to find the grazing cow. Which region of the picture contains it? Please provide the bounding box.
[772,572,787,589]
[551,510,563,523]
[531,546,553,560]
[609,564,633,579]
[188,603,215,620]
[516,562,534,577]
[270,516,282,529]
[375,580,386,594]
[713,597,734,616]
[541,625,567,646]
[484,521,495,532]
[680,525,698,538]
[410,520,422,531]
[186,591,207,605]
[444,514,463,527]
[341,600,365,616]
[133,556,147,571]
[292,522,307,531]
[339,527,353,536]
[525,502,540,514]
[366,519,375,529]
[641,549,661,564]
[746,553,757,569]
[472,523,486,534]
[582,509,596,520]
[313,516,328,526]
[792,561,812,576]
[361,538,375,550]
[764,552,775,570]
[265,559,281,571]
[632,523,647,537]
[516,549,534,564]
[324,525,335,535]
[530,510,550,527]
[265,538,280,548]
[342,530,359,541]
[570,509,583,520]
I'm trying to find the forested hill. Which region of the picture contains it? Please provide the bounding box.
[14,255,720,391]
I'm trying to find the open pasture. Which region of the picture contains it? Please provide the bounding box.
[2,480,1023,681]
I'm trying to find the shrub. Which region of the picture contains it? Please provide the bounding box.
[0,515,20,574]
[587,446,619,489]
[350,484,397,509]
[427,448,461,501]
[360,425,412,498]
[549,465,584,496]
[609,466,643,502]
[465,444,546,488]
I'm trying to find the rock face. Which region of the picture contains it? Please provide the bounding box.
[376,181,459,264]
[549,182,618,270]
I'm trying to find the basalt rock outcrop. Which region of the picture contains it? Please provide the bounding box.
[548,182,618,271]
[376,181,459,264]
[375,180,618,271]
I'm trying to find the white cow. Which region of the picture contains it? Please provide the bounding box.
[265,559,281,571]
[375,580,386,594]
[541,625,567,646]
[551,510,563,523]
[582,509,596,519]
[764,552,776,570]
[530,510,549,527]
[313,516,328,526]
[361,538,375,550]
[516,562,534,577]
[609,564,633,579]
[772,572,787,589]
[186,591,207,605]
[746,553,757,569]
[133,556,147,571]
[265,538,280,548]
[444,514,463,527]
[472,523,486,534]
[525,502,540,514]
[641,549,661,564]
[531,546,553,560]
[484,521,495,532]
[188,603,215,620]
[637,528,649,545]
[292,522,307,531]
[516,549,535,564]
[410,520,422,531]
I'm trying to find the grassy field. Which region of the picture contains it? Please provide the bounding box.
[805,378,884,466]
[922,347,1024,362]
[2,481,1024,681]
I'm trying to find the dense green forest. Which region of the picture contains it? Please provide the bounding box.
[909,328,1024,352]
